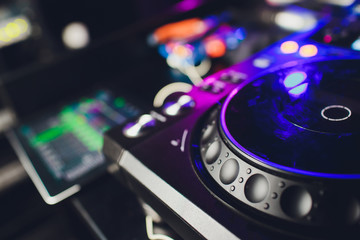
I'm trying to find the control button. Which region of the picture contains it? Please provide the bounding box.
[163,95,195,116]
[245,174,269,203]
[205,140,221,164]
[202,123,215,143]
[253,57,272,69]
[220,71,247,83]
[278,181,286,188]
[280,186,312,219]
[201,81,225,94]
[219,158,239,185]
[123,114,156,138]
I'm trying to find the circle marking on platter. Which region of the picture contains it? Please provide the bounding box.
[320,105,352,122]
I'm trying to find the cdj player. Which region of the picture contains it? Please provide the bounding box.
[2,0,360,239]
[103,5,360,240]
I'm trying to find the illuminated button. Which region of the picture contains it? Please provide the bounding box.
[219,158,239,185]
[205,37,226,58]
[280,41,299,54]
[299,44,318,58]
[220,71,247,83]
[283,71,307,89]
[253,57,272,69]
[205,140,221,164]
[245,174,269,203]
[280,186,312,218]
[123,114,156,138]
[163,95,195,116]
[201,81,225,94]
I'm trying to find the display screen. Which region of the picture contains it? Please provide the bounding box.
[15,90,141,201]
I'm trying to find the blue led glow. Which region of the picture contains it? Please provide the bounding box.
[158,44,169,58]
[235,27,246,41]
[351,39,360,51]
[283,71,307,88]
[226,36,239,50]
[288,83,308,97]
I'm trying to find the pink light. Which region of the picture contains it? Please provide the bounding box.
[174,0,203,12]
[323,34,332,43]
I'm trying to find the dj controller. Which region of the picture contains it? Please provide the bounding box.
[0,0,360,239]
[102,3,360,240]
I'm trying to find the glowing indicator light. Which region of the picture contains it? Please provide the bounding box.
[253,58,271,68]
[280,41,299,54]
[0,17,31,47]
[164,95,194,116]
[284,72,307,88]
[323,34,332,43]
[299,44,318,58]
[235,27,246,40]
[174,0,203,12]
[205,37,226,58]
[173,44,192,58]
[14,19,28,32]
[158,45,169,58]
[114,97,125,108]
[321,105,352,122]
[275,11,317,32]
[226,36,239,50]
[31,127,65,146]
[351,39,360,51]
[62,22,90,49]
[151,18,207,44]
[288,83,308,97]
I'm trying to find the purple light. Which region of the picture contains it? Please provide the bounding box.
[288,83,308,97]
[174,0,203,12]
[283,71,307,88]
